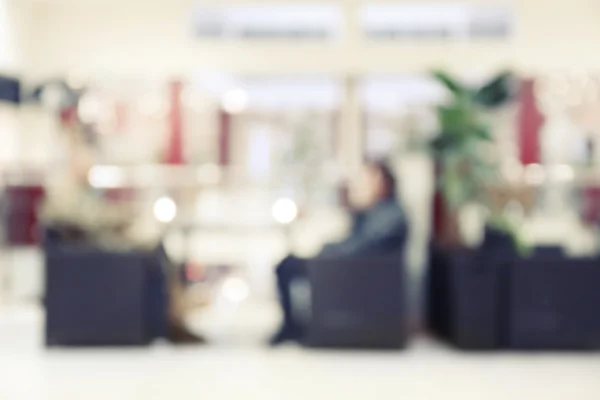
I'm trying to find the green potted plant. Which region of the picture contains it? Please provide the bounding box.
[427,71,525,350]
[430,70,516,247]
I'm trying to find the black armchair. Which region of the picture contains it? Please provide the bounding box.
[508,257,600,350]
[43,227,168,347]
[427,229,515,350]
[304,255,407,349]
[428,233,600,351]
[429,247,510,350]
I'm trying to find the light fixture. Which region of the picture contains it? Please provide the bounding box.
[153,196,177,223]
[222,88,248,114]
[221,276,250,303]
[88,165,125,188]
[272,198,298,224]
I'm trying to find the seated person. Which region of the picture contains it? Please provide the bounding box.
[40,148,204,344]
[269,160,408,346]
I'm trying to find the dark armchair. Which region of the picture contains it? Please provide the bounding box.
[43,227,168,347]
[508,256,600,350]
[428,231,600,351]
[304,255,407,349]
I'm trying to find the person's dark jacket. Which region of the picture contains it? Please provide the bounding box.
[319,197,407,258]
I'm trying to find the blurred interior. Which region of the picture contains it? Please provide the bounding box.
[2,0,600,398]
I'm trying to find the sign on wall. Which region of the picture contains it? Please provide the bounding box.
[192,3,342,40]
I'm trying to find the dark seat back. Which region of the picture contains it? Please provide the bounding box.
[45,245,167,346]
[509,257,600,350]
[427,235,515,350]
[306,255,406,349]
[42,225,89,248]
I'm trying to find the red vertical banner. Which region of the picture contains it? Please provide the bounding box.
[166,81,184,165]
[518,79,544,165]
[218,109,231,166]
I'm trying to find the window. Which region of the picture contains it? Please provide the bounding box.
[362,3,513,40]
[193,4,342,40]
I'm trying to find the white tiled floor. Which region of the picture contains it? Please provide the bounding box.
[1,304,600,400]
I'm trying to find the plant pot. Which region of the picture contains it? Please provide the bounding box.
[428,248,502,349]
[428,227,515,350]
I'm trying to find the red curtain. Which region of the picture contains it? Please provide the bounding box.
[165,81,184,165]
[518,79,544,165]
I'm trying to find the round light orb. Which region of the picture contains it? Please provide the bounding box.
[221,276,250,303]
[88,165,125,189]
[272,198,298,224]
[153,196,177,223]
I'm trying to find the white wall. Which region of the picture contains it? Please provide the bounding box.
[17,0,600,81]
[0,0,21,74]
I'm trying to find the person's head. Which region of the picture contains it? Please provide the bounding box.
[348,159,397,210]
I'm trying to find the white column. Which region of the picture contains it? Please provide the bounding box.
[338,76,363,177]
[335,2,364,176]
[341,0,361,46]
[0,0,21,74]
[0,0,21,170]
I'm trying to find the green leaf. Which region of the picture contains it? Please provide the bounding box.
[475,71,515,108]
[438,103,475,136]
[432,70,471,98]
[431,70,507,211]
